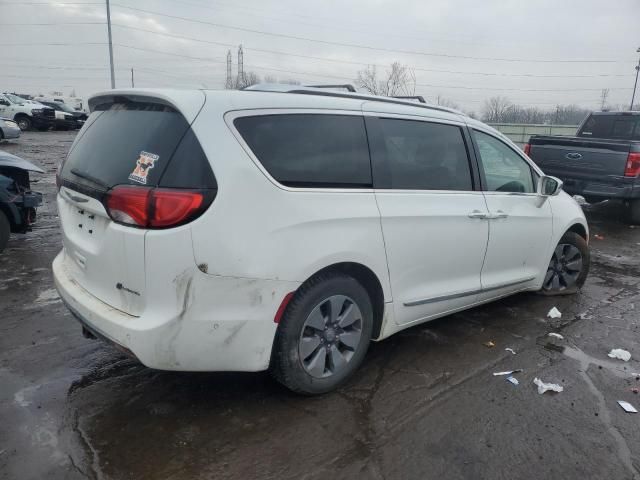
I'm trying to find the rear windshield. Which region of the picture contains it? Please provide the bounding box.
[234,114,372,188]
[578,114,640,140]
[61,101,214,191]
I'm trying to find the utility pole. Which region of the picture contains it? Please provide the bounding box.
[131,68,134,88]
[600,88,609,111]
[106,0,115,88]
[237,44,245,88]
[631,47,640,111]
[225,50,233,89]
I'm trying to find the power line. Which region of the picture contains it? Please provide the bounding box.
[414,83,632,92]
[0,22,105,26]
[0,42,107,46]
[112,43,632,93]
[0,1,101,4]
[111,23,633,79]
[109,3,623,64]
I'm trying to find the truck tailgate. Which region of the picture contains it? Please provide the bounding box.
[530,137,630,180]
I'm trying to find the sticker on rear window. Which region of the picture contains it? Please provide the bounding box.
[128,151,159,184]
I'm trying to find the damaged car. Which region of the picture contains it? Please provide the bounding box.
[0,151,43,253]
[53,86,590,395]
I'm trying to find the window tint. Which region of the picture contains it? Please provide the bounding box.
[234,114,371,188]
[473,131,535,193]
[369,118,472,190]
[579,114,640,140]
[61,102,215,191]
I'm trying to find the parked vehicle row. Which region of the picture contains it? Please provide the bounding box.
[0,93,85,131]
[52,85,590,395]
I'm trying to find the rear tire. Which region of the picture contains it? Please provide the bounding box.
[540,231,590,295]
[270,272,373,395]
[627,199,640,225]
[0,211,10,254]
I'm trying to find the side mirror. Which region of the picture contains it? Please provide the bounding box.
[538,175,563,196]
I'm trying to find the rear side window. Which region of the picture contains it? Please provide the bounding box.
[579,114,640,140]
[368,118,473,191]
[234,114,372,188]
[61,101,214,191]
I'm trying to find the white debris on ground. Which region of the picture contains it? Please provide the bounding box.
[547,307,562,319]
[534,378,564,394]
[493,369,523,376]
[505,348,516,355]
[608,349,632,362]
[506,376,519,386]
[617,401,638,413]
[548,333,564,340]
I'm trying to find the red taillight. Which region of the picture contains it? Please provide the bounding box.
[105,185,207,228]
[624,152,640,177]
[150,189,204,228]
[106,185,151,226]
[523,143,532,157]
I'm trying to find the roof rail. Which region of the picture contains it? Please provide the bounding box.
[243,84,464,116]
[391,95,426,104]
[306,84,356,92]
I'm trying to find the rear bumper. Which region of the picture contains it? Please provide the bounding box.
[53,250,301,372]
[560,177,640,200]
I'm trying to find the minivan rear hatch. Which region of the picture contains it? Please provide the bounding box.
[57,90,209,316]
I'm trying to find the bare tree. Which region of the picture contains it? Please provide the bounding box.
[482,96,512,122]
[355,62,416,97]
[234,71,261,89]
[280,78,301,85]
[435,94,459,109]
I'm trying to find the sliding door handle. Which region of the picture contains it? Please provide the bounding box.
[468,210,488,219]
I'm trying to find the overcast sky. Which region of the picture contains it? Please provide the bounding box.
[1,0,639,113]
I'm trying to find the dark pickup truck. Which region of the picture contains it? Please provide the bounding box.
[526,111,640,222]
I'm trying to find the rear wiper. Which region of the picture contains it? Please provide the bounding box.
[70,168,109,189]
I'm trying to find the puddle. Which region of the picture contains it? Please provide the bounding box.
[563,346,632,379]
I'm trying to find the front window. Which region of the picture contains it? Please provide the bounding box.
[5,94,27,104]
[473,130,535,193]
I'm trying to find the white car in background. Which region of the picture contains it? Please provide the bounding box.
[0,117,20,141]
[53,85,590,394]
[0,93,56,131]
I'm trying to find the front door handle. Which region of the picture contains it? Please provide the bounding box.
[489,210,508,219]
[468,210,488,219]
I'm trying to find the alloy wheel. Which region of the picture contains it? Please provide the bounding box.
[543,243,583,291]
[298,295,363,378]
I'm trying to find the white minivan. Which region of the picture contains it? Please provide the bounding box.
[53,85,589,394]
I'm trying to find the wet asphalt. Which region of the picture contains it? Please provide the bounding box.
[1,131,640,480]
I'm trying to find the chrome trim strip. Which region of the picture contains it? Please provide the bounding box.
[403,276,536,307]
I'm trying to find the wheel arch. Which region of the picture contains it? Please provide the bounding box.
[566,222,588,241]
[298,262,386,340]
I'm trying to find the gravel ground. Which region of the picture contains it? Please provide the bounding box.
[1,131,640,480]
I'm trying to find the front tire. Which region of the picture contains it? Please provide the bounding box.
[0,211,10,254]
[270,272,373,395]
[541,231,590,295]
[15,115,32,131]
